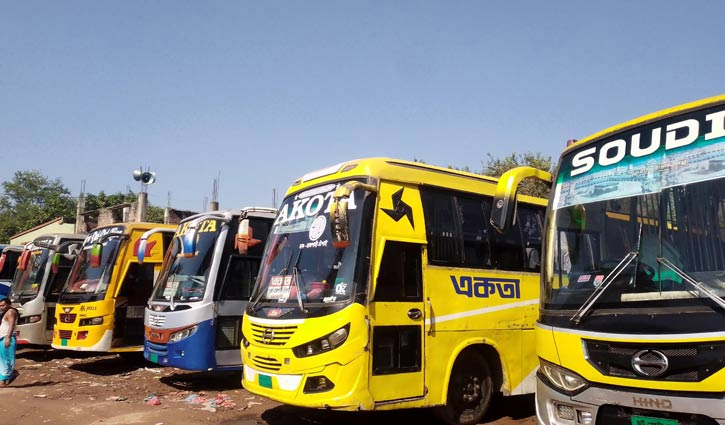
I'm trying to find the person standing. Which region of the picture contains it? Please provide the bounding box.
[0,295,18,386]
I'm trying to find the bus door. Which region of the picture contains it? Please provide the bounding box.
[44,248,78,340]
[213,218,269,367]
[115,261,157,346]
[214,253,260,366]
[368,239,426,402]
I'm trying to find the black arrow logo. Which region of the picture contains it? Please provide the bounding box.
[382,188,414,229]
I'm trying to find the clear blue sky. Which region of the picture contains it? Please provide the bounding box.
[2,1,723,212]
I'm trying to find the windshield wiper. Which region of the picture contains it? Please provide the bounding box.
[571,223,644,325]
[570,251,640,324]
[657,256,725,312]
[290,250,307,315]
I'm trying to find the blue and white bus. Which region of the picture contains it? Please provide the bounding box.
[143,208,276,371]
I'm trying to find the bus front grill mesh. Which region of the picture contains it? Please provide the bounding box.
[249,322,297,346]
[252,355,282,371]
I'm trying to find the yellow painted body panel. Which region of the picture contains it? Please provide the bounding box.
[52,223,175,352]
[242,158,546,411]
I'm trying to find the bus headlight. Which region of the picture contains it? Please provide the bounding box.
[169,325,198,343]
[539,358,588,395]
[79,317,104,326]
[292,324,350,358]
[18,315,42,325]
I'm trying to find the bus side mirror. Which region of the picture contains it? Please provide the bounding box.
[17,250,31,271]
[0,253,5,274]
[491,166,552,233]
[330,198,350,249]
[235,219,261,255]
[51,253,61,274]
[90,243,103,268]
[329,181,377,249]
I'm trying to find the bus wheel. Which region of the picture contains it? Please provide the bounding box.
[436,350,493,425]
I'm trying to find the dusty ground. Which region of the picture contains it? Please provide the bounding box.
[0,346,535,425]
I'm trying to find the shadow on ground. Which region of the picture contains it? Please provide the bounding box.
[17,346,98,363]
[68,354,149,376]
[160,370,243,392]
[222,394,535,425]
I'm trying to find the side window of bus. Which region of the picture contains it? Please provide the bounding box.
[518,206,544,272]
[421,189,462,265]
[457,196,492,268]
[218,256,260,301]
[490,208,525,271]
[374,241,422,301]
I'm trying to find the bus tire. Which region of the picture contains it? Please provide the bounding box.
[435,349,493,425]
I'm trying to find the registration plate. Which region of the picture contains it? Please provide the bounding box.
[149,353,158,363]
[259,374,273,389]
[61,339,68,346]
[631,415,679,425]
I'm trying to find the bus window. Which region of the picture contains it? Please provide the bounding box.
[491,213,524,271]
[374,241,422,302]
[218,256,260,301]
[518,206,543,271]
[421,190,462,265]
[457,196,492,268]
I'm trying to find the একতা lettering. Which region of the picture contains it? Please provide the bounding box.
[450,276,521,299]
[175,218,219,237]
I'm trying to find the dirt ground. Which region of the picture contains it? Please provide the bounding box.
[0,346,535,425]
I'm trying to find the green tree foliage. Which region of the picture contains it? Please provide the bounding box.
[84,190,136,211]
[0,170,76,242]
[481,152,554,199]
[146,205,165,224]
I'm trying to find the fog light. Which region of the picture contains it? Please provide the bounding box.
[303,376,335,393]
[556,403,575,421]
[77,331,89,340]
[578,410,593,424]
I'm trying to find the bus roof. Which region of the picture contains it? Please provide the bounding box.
[286,157,547,205]
[566,94,725,154]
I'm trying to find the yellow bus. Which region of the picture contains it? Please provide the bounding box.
[52,223,175,353]
[241,157,549,425]
[495,95,725,425]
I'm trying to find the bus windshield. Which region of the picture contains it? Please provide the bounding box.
[545,106,725,324]
[13,248,49,300]
[249,182,374,318]
[61,235,123,302]
[151,218,222,303]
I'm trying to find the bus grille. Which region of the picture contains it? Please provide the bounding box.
[249,322,297,346]
[597,404,718,425]
[584,339,725,382]
[252,355,282,371]
[148,314,165,327]
[59,313,76,324]
[58,330,72,339]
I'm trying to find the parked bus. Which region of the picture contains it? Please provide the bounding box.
[0,245,23,298]
[52,223,175,353]
[10,233,85,345]
[143,208,276,371]
[493,95,725,425]
[241,158,549,425]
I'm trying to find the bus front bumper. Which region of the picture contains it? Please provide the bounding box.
[536,378,725,425]
[242,353,373,410]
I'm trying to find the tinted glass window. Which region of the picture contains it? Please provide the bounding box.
[375,241,422,301]
[421,189,461,264]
